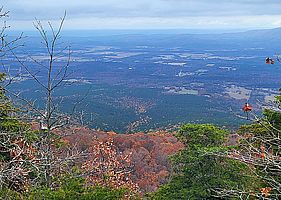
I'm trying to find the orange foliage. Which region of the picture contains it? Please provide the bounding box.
[5,138,38,192]
[63,127,184,194]
[260,153,266,159]
[81,137,139,194]
[260,187,272,197]
[10,138,36,161]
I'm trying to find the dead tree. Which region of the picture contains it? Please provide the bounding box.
[0,11,89,189]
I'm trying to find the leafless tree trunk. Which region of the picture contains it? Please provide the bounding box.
[0,10,86,188]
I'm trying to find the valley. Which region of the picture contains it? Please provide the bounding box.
[3,29,281,132]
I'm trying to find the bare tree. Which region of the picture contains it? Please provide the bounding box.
[0,10,89,190]
[0,9,141,197]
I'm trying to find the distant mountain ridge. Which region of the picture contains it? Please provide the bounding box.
[60,27,281,50]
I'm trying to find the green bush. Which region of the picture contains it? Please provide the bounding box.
[149,124,261,200]
[0,176,126,200]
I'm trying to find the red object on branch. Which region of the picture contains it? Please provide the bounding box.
[266,57,275,64]
[242,103,252,112]
[242,103,252,120]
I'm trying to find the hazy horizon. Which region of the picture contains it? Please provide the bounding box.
[6,27,281,38]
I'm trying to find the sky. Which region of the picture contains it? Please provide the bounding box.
[2,0,281,30]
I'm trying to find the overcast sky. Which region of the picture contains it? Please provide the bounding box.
[2,0,281,30]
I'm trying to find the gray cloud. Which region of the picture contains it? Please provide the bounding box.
[2,0,281,29]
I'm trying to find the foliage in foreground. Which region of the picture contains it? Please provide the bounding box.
[0,72,137,199]
[223,92,281,199]
[0,176,127,200]
[149,124,261,199]
[0,73,40,192]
